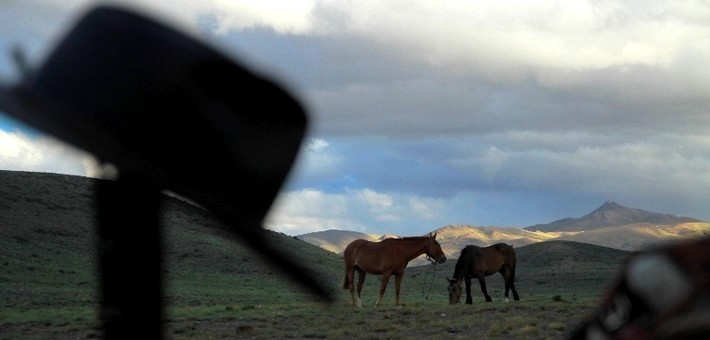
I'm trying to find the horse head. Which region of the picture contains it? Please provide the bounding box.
[426,232,447,264]
[447,277,462,304]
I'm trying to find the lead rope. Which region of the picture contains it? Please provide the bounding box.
[422,257,438,301]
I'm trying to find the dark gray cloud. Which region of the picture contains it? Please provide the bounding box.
[2,1,709,235]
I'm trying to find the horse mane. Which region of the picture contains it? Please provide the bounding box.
[401,235,430,241]
[453,245,476,280]
[380,235,429,243]
[493,243,515,257]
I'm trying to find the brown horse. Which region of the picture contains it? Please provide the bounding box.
[447,243,519,304]
[342,233,446,307]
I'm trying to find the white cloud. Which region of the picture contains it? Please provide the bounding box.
[303,1,710,80]
[353,188,392,209]
[352,188,397,222]
[265,187,444,235]
[288,138,343,185]
[24,1,707,71]
[0,129,99,177]
[451,133,710,200]
[408,197,439,220]
[10,1,710,105]
[199,0,316,34]
[264,188,366,234]
[306,138,328,152]
[49,0,317,35]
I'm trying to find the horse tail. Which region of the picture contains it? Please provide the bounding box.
[501,244,517,275]
[508,248,518,284]
[342,272,350,290]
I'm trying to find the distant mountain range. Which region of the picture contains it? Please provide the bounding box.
[524,200,703,232]
[296,200,709,265]
[0,170,706,270]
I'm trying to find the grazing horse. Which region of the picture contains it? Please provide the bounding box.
[342,233,447,307]
[447,243,519,304]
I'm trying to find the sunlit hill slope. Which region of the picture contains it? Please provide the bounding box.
[297,201,708,264]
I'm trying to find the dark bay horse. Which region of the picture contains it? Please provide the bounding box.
[447,243,519,304]
[342,233,447,307]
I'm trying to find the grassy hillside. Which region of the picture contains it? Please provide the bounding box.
[513,240,632,298]
[559,222,710,250]
[0,170,636,338]
[0,171,343,336]
[0,171,98,312]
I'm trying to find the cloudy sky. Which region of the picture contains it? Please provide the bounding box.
[1,0,709,236]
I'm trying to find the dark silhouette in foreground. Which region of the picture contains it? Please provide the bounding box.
[0,4,331,338]
[342,233,446,307]
[447,243,519,304]
[570,236,710,339]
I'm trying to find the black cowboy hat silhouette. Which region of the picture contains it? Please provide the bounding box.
[0,5,332,337]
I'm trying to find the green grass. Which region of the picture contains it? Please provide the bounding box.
[161,300,598,339]
[0,306,94,324]
[0,170,631,339]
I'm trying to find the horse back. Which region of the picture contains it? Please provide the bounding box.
[344,239,370,257]
[344,239,390,261]
[479,243,517,270]
[345,239,370,250]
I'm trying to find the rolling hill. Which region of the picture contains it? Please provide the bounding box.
[0,170,635,303]
[0,170,344,308]
[0,170,680,338]
[1,169,704,276]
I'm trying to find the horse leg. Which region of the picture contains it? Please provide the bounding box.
[394,273,403,307]
[499,268,510,303]
[375,273,391,307]
[510,279,520,301]
[478,277,492,302]
[464,277,473,304]
[501,263,520,301]
[356,269,366,308]
[346,268,356,306]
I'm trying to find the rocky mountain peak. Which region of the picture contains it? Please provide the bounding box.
[599,200,620,209]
